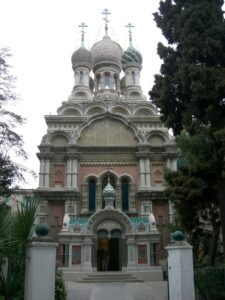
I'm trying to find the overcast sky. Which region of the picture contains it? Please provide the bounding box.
[0,0,164,188]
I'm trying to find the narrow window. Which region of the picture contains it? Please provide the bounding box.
[132,71,136,84]
[96,74,101,91]
[80,71,84,84]
[104,73,110,89]
[88,179,96,211]
[122,178,129,211]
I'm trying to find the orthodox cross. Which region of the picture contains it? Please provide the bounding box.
[125,22,134,47]
[78,22,88,47]
[102,8,111,36]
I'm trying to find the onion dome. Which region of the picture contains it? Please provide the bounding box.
[91,36,123,72]
[103,181,115,198]
[121,46,143,69]
[71,46,92,70]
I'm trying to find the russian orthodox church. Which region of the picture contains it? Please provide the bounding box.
[35,10,177,277]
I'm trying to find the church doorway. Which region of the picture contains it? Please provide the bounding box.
[97,229,122,271]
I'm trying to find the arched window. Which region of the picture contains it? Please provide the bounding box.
[88,179,96,211]
[131,71,136,84]
[102,175,116,208]
[113,75,118,90]
[121,178,129,211]
[80,71,84,84]
[96,74,101,91]
[104,73,110,89]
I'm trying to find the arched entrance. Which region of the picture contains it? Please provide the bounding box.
[96,227,122,271]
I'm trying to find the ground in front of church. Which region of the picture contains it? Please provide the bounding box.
[66,281,168,300]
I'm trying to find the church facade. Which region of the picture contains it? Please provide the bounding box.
[34,12,177,274]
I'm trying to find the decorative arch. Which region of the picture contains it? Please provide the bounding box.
[86,106,105,115]
[134,108,153,116]
[86,208,133,234]
[146,130,169,146]
[133,103,158,115]
[49,131,69,146]
[76,113,143,146]
[57,103,83,116]
[62,108,82,116]
[111,106,130,115]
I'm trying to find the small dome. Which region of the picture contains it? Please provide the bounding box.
[103,181,115,198]
[121,46,143,69]
[91,36,123,71]
[71,46,92,70]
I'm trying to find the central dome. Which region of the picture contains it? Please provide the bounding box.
[91,36,123,72]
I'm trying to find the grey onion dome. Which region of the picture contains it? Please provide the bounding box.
[121,46,143,68]
[91,36,123,72]
[103,181,115,198]
[71,46,92,70]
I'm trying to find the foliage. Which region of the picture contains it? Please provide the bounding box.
[150,0,225,258]
[0,47,30,196]
[195,265,225,300]
[165,132,220,263]
[55,270,67,300]
[0,197,38,300]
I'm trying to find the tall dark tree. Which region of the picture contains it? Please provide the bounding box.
[150,0,225,257]
[166,132,220,265]
[0,47,27,195]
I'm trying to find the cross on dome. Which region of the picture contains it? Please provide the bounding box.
[102,8,111,36]
[125,22,135,47]
[78,22,88,47]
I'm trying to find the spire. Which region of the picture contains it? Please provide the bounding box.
[102,8,111,36]
[125,22,134,47]
[78,22,88,47]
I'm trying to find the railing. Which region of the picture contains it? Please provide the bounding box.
[194,265,225,300]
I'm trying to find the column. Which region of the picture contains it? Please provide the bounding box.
[44,159,50,187]
[66,159,72,188]
[139,158,145,188]
[166,241,195,300]
[71,159,78,188]
[82,238,93,271]
[145,158,151,188]
[39,159,44,188]
[126,237,137,270]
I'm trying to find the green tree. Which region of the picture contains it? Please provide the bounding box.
[0,197,38,300]
[150,0,225,258]
[166,132,220,265]
[0,47,27,196]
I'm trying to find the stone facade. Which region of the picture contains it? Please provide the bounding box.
[35,15,177,273]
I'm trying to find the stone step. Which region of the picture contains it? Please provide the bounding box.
[77,273,143,283]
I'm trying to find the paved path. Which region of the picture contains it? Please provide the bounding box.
[67,281,168,300]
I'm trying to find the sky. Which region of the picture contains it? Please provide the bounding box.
[0,0,164,188]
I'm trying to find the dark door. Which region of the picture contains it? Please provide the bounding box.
[108,238,120,271]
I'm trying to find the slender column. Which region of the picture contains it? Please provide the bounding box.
[39,159,44,188]
[126,237,137,270]
[82,238,93,271]
[145,158,151,188]
[172,158,177,171]
[44,159,50,188]
[71,159,78,188]
[66,159,72,188]
[139,158,145,188]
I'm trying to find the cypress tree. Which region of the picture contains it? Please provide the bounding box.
[150,0,225,258]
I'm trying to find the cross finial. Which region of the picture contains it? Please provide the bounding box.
[78,22,88,47]
[125,23,135,47]
[102,8,111,36]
